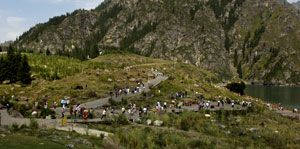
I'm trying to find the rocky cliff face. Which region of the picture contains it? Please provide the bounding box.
[14,0,300,85]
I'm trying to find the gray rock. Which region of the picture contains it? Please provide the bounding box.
[45,115,52,120]
[146,119,152,125]
[211,119,216,123]
[249,128,259,132]
[129,78,136,82]
[67,144,74,148]
[82,139,93,146]
[1,134,6,137]
[224,131,231,135]
[219,125,226,129]
[66,135,71,139]
[153,120,163,126]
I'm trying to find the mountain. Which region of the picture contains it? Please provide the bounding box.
[292,1,300,8]
[14,0,300,85]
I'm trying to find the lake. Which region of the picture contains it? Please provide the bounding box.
[245,85,300,109]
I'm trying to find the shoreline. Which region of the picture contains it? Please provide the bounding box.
[246,82,300,87]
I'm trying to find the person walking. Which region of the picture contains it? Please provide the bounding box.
[101,109,106,120]
[122,107,126,114]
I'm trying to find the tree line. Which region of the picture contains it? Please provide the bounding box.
[0,46,32,84]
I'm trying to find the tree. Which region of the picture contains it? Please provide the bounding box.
[46,49,51,56]
[237,61,243,79]
[0,56,6,83]
[0,46,2,52]
[89,44,99,59]
[226,81,246,95]
[17,55,32,84]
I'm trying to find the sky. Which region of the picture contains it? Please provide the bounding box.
[0,0,104,44]
[0,0,298,43]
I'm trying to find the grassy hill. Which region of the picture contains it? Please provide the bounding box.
[0,53,226,105]
[0,53,300,148]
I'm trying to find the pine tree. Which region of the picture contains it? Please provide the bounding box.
[237,61,243,78]
[46,49,51,56]
[17,55,32,84]
[0,56,6,83]
[89,44,99,59]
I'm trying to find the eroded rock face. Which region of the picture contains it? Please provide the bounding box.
[15,0,300,84]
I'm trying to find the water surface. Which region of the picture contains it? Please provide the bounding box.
[245,85,300,109]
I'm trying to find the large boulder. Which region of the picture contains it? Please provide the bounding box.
[153,120,163,126]
[10,110,24,118]
[146,119,152,125]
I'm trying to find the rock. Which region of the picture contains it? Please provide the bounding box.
[107,78,113,82]
[249,128,259,132]
[295,138,300,142]
[211,119,216,123]
[274,130,279,134]
[82,139,93,146]
[153,120,163,126]
[129,78,136,82]
[219,125,226,129]
[205,114,211,118]
[146,119,152,125]
[67,144,74,148]
[10,110,24,118]
[74,138,81,143]
[3,80,10,84]
[224,131,231,135]
[45,115,52,120]
[39,143,44,145]
[194,84,199,87]
[1,134,6,137]
[226,117,231,121]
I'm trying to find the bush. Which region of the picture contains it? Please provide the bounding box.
[112,114,129,127]
[11,123,19,132]
[225,81,246,95]
[29,119,39,130]
[40,108,56,119]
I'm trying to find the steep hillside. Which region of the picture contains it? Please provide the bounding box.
[14,0,300,85]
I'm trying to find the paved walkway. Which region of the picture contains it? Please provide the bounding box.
[54,70,168,113]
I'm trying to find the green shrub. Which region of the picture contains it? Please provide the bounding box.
[40,108,56,119]
[112,114,129,127]
[29,119,39,130]
[11,123,19,132]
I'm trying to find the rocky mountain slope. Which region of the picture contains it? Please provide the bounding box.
[14,0,300,85]
[292,1,300,8]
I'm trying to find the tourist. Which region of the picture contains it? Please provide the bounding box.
[53,102,57,109]
[70,106,73,116]
[218,100,220,107]
[83,108,88,120]
[232,102,234,108]
[143,107,147,114]
[111,108,114,117]
[62,107,65,118]
[293,108,298,113]
[88,108,93,119]
[138,107,143,117]
[164,102,167,109]
[122,107,126,114]
[44,101,48,109]
[101,109,106,120]
[6,104,10,113]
